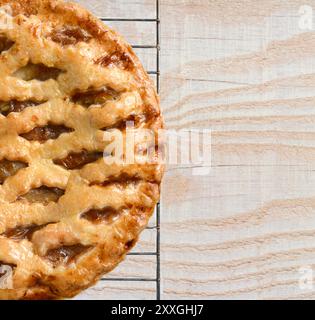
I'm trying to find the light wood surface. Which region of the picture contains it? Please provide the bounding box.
[73,0,315,300]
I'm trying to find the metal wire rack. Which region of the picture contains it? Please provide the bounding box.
[99,0,161,300]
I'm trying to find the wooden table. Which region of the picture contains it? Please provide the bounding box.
[74,0,315,300]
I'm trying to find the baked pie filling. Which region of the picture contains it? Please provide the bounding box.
[53,150,104,170]
[0,35,13,53]
[0,100,43,116]
[0,0,163,300]
[18,186,65,204]
[0,160,28,184]
[2,223,52,241]
[20,124,74,143]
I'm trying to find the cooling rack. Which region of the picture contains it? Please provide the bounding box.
[99,0,161,300]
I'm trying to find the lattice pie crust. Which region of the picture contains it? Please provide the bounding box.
[0,0,163,299]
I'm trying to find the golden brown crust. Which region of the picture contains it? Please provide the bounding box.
[0,0,163,299]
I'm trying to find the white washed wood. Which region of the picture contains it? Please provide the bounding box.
[72,0,315,300]
[161,0,315,300]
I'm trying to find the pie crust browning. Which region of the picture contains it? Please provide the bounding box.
[0,0,163,299]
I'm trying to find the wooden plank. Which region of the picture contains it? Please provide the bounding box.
[161,167,315,299]
[134,47,158,72]
[105,21,157,46]
[160,0,315,300]
[74,0,156,19]
[103,254,157,280]
[75,281,156,300]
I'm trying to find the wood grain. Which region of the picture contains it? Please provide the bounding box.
[74,0,156,19]
[161,0,315,300]
[73,0,315,300]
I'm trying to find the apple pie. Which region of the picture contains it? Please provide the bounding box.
[0,0,163,299]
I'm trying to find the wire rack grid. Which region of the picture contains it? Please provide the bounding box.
[99,0,161,300]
